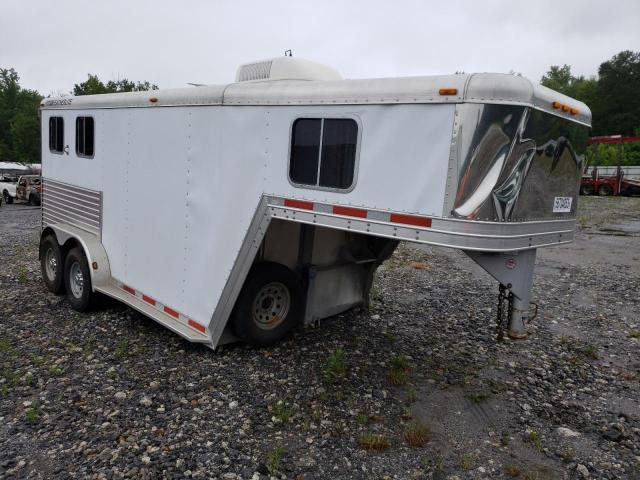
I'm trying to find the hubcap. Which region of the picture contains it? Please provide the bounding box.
[252,282,290,330]
[69,261,84,299]
[45,248,57,281]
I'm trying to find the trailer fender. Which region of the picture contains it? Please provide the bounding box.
[42,224,111,290]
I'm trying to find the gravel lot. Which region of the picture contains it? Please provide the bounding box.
[1,197,639,480]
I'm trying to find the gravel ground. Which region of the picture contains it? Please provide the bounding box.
[1,197,639,480]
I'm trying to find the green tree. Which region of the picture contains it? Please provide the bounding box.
[73,74,158,96]
[594,50,640,136]
[0,68,42,163]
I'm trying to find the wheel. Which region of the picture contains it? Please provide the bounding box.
[580,184,594,195]
[598,184,613,196]
[29,194,40,206]
[230,262,303,346]
[64,247,94,311]
[40,235,65,294]
[3,191,13,204]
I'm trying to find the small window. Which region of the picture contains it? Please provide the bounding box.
[289,118,358,190]
[75,117,94,157]
[49,117,64,153]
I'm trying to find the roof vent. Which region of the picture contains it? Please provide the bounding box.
[235,57,341,83]
[236,60,273,82]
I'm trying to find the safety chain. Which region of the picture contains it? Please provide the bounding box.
[496,283,513,342]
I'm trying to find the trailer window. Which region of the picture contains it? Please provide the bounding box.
[49,117,64,153]
[75,117,94,157]
[290,118,358,190]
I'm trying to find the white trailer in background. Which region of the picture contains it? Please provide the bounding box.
[38,57,591,348]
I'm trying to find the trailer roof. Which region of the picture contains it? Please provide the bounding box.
[41,72,591,127]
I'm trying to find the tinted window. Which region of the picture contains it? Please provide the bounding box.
[289,118,357,190]
[319,119,358,189]
[289,119,321,185]
[76,117,94,157]
[49,117,64,153]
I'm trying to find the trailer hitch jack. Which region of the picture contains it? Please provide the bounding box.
[465,249,537,341]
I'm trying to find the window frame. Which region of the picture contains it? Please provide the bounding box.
[75,116,95,158]
[48,116,65,154]
[287,114,361,193]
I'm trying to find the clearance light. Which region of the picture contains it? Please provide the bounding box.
[438,88,458,96]
[552,101,579,115]
[149,97,158,103]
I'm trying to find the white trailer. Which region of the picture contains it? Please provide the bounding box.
[38,57,591,348]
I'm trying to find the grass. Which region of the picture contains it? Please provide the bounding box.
[115,340,130,359]
[271,399,292,423]
[16,265,28,284]
[356,413,369,426]
[383,329,397,343]
[406,387,417,404]
[25,405,40,423]
[628,329,640,339]
[461,452,475,470]
[0,338,13,354]
[48,365,63,377]
[466,391,490,404]
[388,355,410,386]
[357,433,391,451]
[323,347,347,384]
[404,422,431,447]
[504,464,522,477]
[527,430,542,451]
[265,445,284,476]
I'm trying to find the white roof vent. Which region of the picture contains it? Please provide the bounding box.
[235,57,341,82]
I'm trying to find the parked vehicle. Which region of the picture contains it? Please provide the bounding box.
[0,174,42,205]
[38,56,590,349]
[580,166,640,196]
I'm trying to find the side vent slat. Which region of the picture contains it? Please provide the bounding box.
[42,179,103,237]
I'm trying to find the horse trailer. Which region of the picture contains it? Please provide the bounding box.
[38,56,591,348]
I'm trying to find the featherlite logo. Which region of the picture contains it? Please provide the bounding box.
[44,98,73,106]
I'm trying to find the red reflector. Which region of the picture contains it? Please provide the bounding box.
[122,285,135,295]
[333,205,368,218]
[142,294,156,306]
[390,213,432,227]
[188,319,206,333]
[284,199,314,210]
[164,306,179,318]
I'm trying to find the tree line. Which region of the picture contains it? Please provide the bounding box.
[1,50,639,165]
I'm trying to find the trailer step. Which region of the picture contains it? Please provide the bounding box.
[96,282,212,345]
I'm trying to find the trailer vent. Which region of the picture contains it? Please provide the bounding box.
[236,61,273,82]
[235,57,342,83]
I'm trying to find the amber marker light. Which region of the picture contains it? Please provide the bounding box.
[552,101,562,109]
[569,107,579,115]
[438,88,458,96]
[149,97,158,103]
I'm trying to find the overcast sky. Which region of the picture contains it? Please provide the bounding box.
[2,0,639,96]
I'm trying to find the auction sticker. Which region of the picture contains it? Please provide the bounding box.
[553,196,573,213]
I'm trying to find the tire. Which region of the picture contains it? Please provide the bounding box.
[64,247,94,311]
[40,235,65,294]
[598,184,613,196]
[230,262,303,346]
[33,194,41,206]
[3,191,13,204]
[580,184,594,196]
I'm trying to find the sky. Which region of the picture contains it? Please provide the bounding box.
[2,0,640,96]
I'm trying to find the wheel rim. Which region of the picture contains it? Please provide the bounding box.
[44,247,57,281]
[69,261,84,299]
[252,282,290,330]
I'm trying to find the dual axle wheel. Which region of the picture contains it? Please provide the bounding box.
[39,235,94,311]
[40,235,303,345]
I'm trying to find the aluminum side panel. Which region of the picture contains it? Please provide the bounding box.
[263,104,455,217]
[178,107,266,325]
